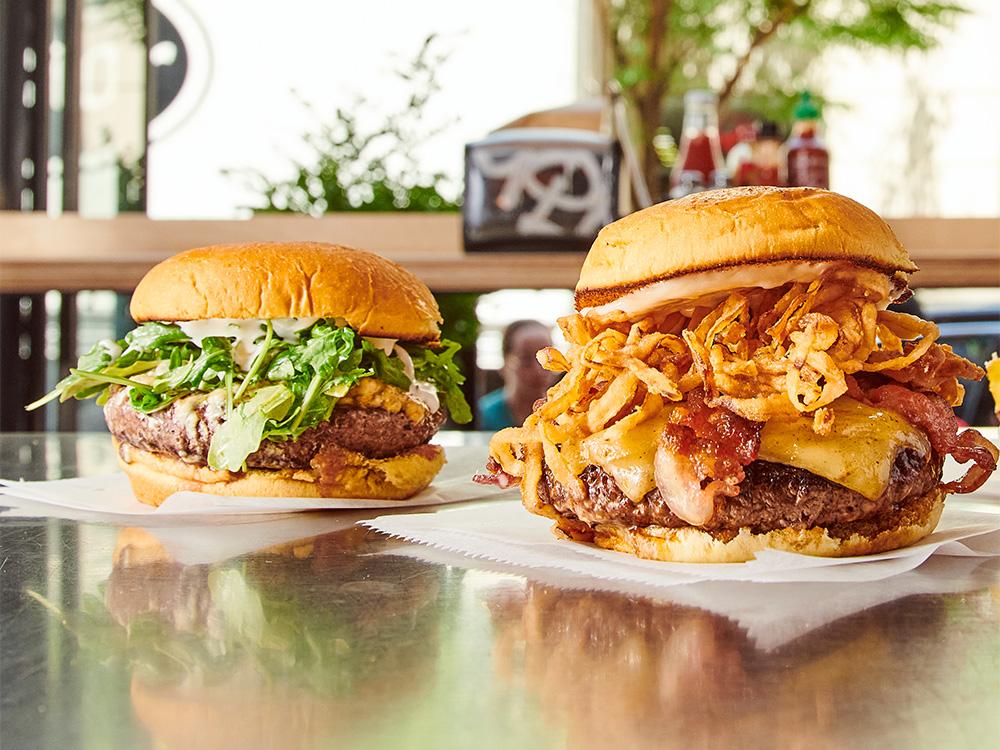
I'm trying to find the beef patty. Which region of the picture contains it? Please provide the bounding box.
[539,449,942,539]
[104,387,445,468]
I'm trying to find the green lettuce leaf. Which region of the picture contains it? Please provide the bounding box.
[361,340,411,391]
[208,385,294,471]
[408,340,472,424]
[28,319,474,464]
[123,322,188,353]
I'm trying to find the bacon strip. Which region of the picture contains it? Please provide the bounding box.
[656,389,762,525]
[867,384,998,494]
[474,457,520,489]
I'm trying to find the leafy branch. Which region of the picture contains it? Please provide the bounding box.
[231,35,459,214]
[605,0,969,197]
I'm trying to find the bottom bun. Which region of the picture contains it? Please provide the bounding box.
[115,439,445,507]
[544,487,945,563]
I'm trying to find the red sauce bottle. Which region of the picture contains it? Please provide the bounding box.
[669,90,728,199]
[783,93,829,189]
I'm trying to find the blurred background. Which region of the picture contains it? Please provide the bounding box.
[2,0,998,432]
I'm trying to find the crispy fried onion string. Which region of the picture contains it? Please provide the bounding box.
[488,271,990,519]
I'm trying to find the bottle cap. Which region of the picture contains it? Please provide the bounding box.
[794,92,820,120]
[757,120,781,139]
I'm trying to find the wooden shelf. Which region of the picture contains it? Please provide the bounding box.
[0,212,997,293]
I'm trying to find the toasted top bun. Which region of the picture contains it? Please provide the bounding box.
[131,242,442,341]
[576,186,918,309]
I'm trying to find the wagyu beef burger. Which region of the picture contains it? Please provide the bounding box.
[479,187,997,562]
[29,242,471,505]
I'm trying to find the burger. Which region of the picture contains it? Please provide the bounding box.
[28,241,471,505]
[479,187,998,562]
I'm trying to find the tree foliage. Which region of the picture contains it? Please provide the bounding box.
[235,35,459,215]
[603,0,969,195]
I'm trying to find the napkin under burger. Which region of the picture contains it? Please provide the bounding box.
[29,242,471,505]
[479,187,997,562]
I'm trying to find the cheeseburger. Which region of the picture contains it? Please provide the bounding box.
[479,187,997,562]
[29,241,471,505]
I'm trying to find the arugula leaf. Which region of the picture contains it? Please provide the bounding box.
[161,336,233,392]
[124,322,188,353]
[233,321,273,401]
[361,340,411,391]
[28,318,473,457]
[408,339,472,424]
[208,385,294,471]
[291,323,358,375]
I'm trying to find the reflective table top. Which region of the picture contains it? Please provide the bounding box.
[1,434,999,750]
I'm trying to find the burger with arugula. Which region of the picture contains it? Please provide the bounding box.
[29,242,471,505]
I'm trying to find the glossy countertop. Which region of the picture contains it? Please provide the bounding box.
[1,433,998,749]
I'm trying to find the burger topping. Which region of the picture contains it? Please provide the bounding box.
[864,384,997,494]
[105,386,446,468]
[653,389,760,525]
[581,260,847,320]
[29,318,471,472]
[489,268,994,509]
[540,448,941,538]
[758,397,930,501]
[177,317,319,370]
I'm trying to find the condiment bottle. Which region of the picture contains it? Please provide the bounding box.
[783,93,829,189]
[734,120,782,186]
[669,90,727,199]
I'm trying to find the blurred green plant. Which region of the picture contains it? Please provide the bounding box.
[232,34,459,215]
[602,0,969,194]
[117,156,144,212]
[232,35,477,425]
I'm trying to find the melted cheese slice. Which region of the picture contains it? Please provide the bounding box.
[579,409,674,503]
[576,396,928,504]
[759,398,930,500]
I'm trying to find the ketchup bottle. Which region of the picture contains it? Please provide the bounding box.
[669,90,728,199]
[783,92,829,189]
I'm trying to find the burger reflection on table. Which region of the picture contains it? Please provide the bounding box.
[487,577,994,749]
[77,527,441,750]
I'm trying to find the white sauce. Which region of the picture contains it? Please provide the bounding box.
[393,344,440,413]
[176,318,318,371]
[408,380,440,414]
[582,261,838,319]
[271,317,319,340]
[98,339,123,360]
[365,336,397,355]
[392,345,416,381]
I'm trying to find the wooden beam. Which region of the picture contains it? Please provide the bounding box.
[0,212,997,292]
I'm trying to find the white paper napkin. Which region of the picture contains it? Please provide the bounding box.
[363,497,1000,586]
[0,445,516,520]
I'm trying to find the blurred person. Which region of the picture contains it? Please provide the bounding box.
[478,320,554,431]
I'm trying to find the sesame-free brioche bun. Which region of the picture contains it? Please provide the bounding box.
[130,242,442,342]
[576,186,918,309]
[114,439,445,507]
[542,485,944,564]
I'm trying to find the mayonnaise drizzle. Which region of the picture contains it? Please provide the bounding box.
[581,262,838,319]
[394,344,440,413]
[172,320,442,413]
[365,336,397,355]
[177,318,318,371]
